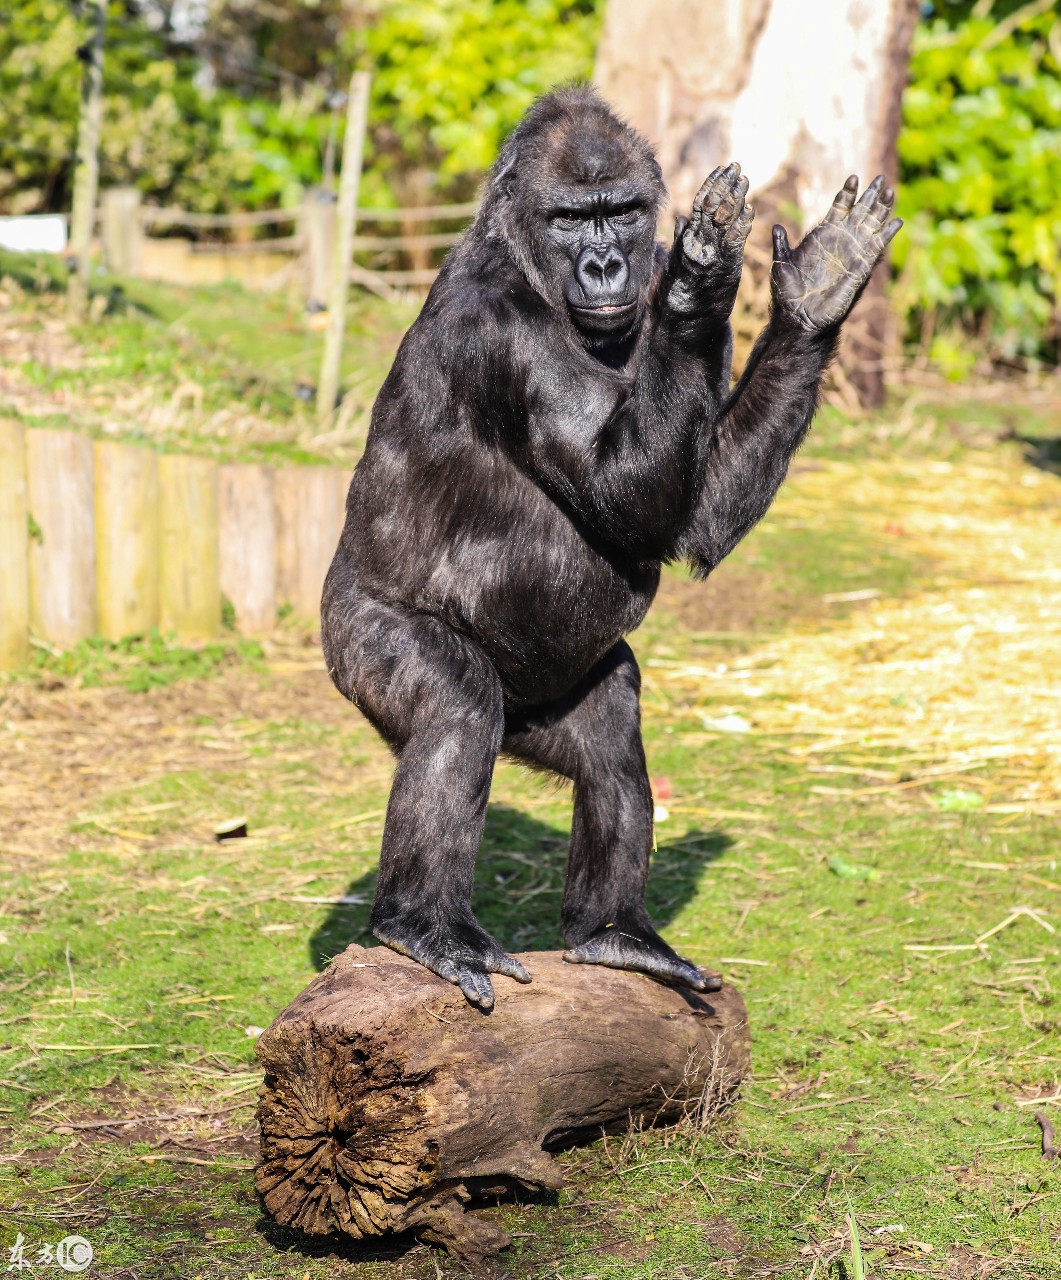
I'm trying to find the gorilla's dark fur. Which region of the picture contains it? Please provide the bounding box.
[322,87,901,1008]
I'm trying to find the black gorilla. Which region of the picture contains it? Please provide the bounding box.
[322,87,901,1009]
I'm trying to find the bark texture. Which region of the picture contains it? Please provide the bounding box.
[596,0,921,408]
[255,945,750,1263]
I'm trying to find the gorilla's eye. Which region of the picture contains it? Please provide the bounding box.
[609,207,642,226]
[551,211,585,230]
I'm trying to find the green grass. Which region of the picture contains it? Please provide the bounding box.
[20,630,266,692]
[0,249,417,465]
[0,266,1058,1277]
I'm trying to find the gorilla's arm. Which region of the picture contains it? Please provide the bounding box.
[507,169,756,560]
[517,322,715,560]
[679,176,902,575]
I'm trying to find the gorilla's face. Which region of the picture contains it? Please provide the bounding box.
[487,100,664,348]
[544,189,657,338]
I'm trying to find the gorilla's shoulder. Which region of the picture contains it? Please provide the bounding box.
[420,237,551,337]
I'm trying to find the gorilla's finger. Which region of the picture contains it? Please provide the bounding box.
[856,174,886,210]
[866,185,896,230]
[701,162,742,220]
[724,202,754,248]
[714,173,749,225]
[690,166,725,219]
[878,216,903,246]
[824,175,859,224]
[672,214,689,247]
[772,224,792,261]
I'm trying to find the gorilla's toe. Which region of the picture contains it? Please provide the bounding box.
[372,912,530,1011]
[454,966,496,1010]
[564,925,721,993]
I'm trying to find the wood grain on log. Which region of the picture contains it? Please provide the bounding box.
[256,945,750,1264]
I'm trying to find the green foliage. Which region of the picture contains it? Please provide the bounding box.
[0,1,334,215]
[896,3,1061,363]
[357,0,602,203]
[0,0,601,217]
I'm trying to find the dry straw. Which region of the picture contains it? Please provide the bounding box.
[654,452,1061,812]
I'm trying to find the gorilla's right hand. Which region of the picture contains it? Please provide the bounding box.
[770,174,902,332]
[681,162,755,276]
[666,162,754,331]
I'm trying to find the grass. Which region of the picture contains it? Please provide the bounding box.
[1,269,1060,1278]
[21,630,266,693]
[0,249,417,466]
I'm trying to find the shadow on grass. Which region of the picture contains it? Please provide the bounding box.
[308,802,732,971]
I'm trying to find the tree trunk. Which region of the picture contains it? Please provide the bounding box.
[596,0,921,408]
[255,945,750,1265]
[840,0,922,407]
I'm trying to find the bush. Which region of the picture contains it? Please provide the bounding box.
[894,2,1061,365]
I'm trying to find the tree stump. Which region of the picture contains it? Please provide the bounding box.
[255,945,750,1264]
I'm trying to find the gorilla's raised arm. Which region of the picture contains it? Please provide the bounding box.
[680,175,901,575]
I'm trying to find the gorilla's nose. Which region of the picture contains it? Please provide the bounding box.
[574,245,630,302]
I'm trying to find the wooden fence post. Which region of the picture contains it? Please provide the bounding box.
[317,69,372,421]
[0,421,30,670]
[26,430,97,649]
[159,455,221,640]
[101,187,143,277]
[275,468,347,621]
[299,190,336,311]
[95,441,160,639]
[219,464,277,634]
[68,0,105,317]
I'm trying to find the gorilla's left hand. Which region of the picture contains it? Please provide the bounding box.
[771,174,902,332]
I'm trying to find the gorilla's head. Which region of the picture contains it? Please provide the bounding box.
[482,87,665,345]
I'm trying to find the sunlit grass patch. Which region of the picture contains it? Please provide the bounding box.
[15,630,266,693]
[0,409,1059,1275]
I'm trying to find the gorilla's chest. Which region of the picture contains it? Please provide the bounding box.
[457,486,659,704]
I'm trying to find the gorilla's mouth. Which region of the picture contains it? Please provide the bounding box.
[569,299,639,331]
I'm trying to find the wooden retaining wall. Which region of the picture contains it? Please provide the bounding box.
[0,423,349,669]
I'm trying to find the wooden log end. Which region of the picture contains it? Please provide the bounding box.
[255,945,750,1263]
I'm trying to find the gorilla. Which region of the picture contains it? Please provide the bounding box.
[322,86,901,1009]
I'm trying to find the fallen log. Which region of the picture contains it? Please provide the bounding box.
[255,944,750,1264]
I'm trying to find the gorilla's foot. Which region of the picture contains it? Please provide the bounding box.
[372,912,531,1011]
[563,923,721,993]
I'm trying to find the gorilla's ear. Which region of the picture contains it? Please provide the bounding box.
[490,154,518,204]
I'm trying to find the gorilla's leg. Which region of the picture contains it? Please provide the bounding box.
[503,641,718,993]
[323,593,530,1010]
